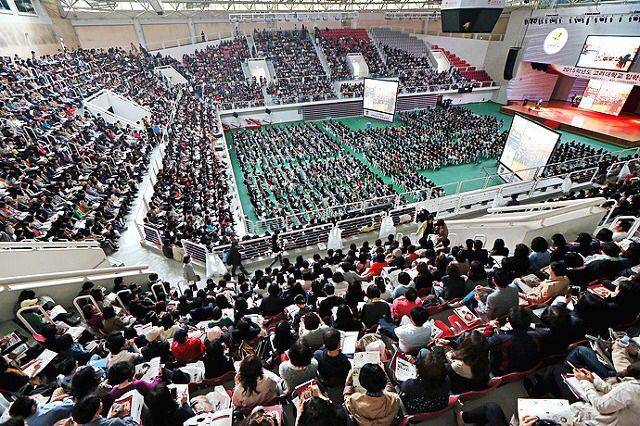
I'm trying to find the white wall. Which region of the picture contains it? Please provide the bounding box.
[443,87,498,104]
[155,66,188,86]
[416,34,490,69]
[0,247,109,279]
[107,91,152,123]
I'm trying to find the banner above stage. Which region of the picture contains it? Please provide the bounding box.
[550,65,640,86]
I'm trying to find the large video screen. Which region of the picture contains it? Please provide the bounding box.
[578,79,633,116]
[576,35,640,72]
[363,78,399,122]
[499,115,560,181]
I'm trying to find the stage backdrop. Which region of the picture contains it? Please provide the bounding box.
[522,21,640,72]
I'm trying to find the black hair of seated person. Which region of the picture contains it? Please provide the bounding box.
[551,233,568,249]
[72,395,102,424]
[623,243,640,263]
[146,383,190,425]
[211,306,223,321]
[410,306,429,327]
[161,313,176,330]
[324,284,335,296]
[358,363,387,393]
[595,227,614,242]
[8,396,35,418]
[323,328,341,351]
[70,366,101,399]
[531,236,549,253]
[288,340,313,368]
[549,261,568,277]
[298,396,345,425]
[405,287,418,302]
[540,305,571,331]
[417,349,448,388]
[0,418,25,426]
[107,361,135,386]
[601,242,621,258]
[563,252,584,268]
[491,238,507,253]
[294,294,306,306]
[216,294,232,309]
[105,331,127,354]
[40,323,58,340]
[17,290,36,305]
[508,307,531,331]
[82,281,94,291]
[56,356,77,376]
[303,312,321,331]
[267,283,280,297]
[173,327,188,344]
[398,272,411,286]
[366,285,381,299]
[513,243,530,259]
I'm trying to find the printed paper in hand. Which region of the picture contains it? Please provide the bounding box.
[515,278,534,294]
[341,331,359,354]
[206,385,232,411]
[454,306,479,326]
[22,349,57,378]
[517,398,571,425]
[108,389,144,423]
[48,305,68,318]
[588,284,613,299]
[168,383,189,404]
[65,326,85,341]
[561,374,588,401]
[285,304,300,318]
[183,409,233,426]
[135,357,161,382]
[395,357,417,382]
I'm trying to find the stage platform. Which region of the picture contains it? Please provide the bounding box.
[500,101,640,148]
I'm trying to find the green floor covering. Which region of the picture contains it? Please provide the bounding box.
[227,102,623,224]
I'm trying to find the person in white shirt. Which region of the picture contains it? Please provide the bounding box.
[394,306,432,353]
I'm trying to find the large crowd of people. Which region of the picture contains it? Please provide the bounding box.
[253,27,336,104]
[315,28,386,80]
[181,38,265,110]
[325,105,507,194]
[0,47,174,252]
[143,91,236,252]
[4,206,640,424]
[383,46,467,93]
[230,123,396,225]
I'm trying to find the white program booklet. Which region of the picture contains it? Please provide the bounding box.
[517,398,571,425]
[395,357,417,382]
[341,331,359,354]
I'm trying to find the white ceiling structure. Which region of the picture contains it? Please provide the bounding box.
[56,0,635,18]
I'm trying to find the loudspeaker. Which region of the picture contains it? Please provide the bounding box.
[441,3,503,33]
[503,47,520,80]
[232,112,239,118]
[265,108,271,115]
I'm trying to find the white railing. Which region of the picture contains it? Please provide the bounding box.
[0,264,150,291]
[0,240,101,251]
[134,89,183,250]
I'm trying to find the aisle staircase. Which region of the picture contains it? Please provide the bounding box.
[430,44,493,85]
[309,35,333,78]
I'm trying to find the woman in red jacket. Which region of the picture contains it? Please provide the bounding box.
[170,327,205,364]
